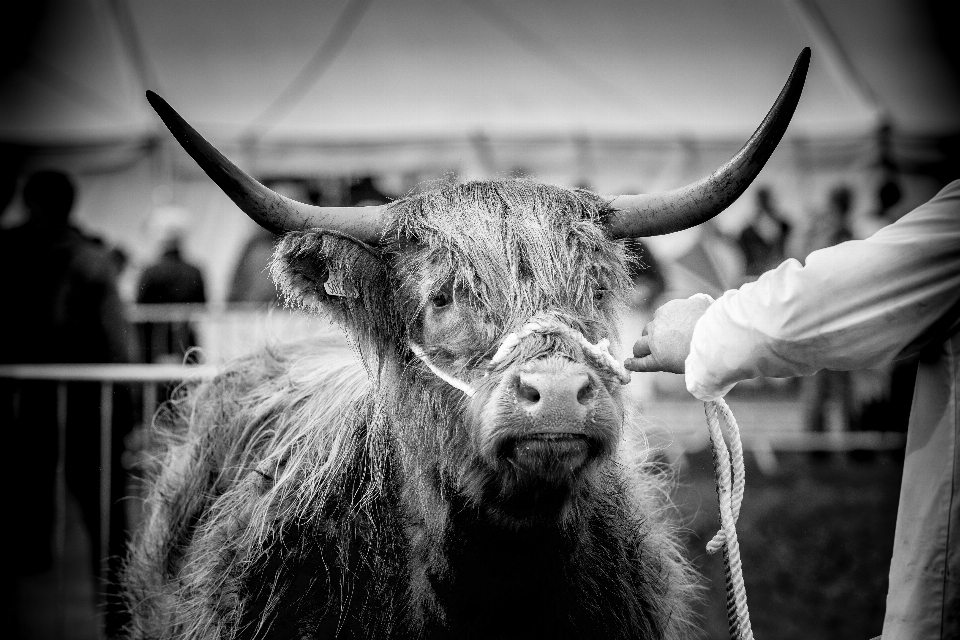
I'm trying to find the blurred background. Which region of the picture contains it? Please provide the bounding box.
[1,0,958,638]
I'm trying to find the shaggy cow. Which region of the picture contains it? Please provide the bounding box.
[123,50,809,639]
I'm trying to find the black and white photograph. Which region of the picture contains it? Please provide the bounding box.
[1,1,957,638]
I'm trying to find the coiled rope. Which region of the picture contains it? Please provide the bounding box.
[410,316,754,640]
[705,398,754,640]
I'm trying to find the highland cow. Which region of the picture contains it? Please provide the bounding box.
[123,50,809,639]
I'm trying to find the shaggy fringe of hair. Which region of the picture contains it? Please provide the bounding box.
[384,179,633,347]
[123,342,380,638]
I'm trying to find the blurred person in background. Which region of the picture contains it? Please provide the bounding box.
[0,169,135,634]
[806,184,856,251]
[856,170,917,437]
[736,186,792,278]
[625,180,960,639]
[137,232,207,363]
[861,122,904,238]
[799,185,858,434]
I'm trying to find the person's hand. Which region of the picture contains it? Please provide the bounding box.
[624,296,713,374]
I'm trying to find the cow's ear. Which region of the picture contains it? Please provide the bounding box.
[271,230,402,372]
[270,230,392,324]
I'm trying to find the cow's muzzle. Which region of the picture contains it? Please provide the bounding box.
[515,366,596,433]
[496,358,615,477]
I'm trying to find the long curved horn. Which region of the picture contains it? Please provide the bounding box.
[146,91,383,243]
[606,48,810,239]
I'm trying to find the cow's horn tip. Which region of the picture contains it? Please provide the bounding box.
[145,90,169,113]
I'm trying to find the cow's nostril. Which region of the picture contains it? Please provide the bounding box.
[517,382,541,404]
[517,371,594,411]
[577,381,596,405]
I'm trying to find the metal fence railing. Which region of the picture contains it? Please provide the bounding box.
[1,363,216,637]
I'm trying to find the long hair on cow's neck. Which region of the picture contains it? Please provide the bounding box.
[124,343,404,638]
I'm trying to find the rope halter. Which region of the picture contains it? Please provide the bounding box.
[409,314,632,397]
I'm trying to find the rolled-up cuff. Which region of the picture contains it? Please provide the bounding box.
[684,361,735,401]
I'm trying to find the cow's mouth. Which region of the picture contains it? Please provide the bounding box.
[507,433,592,475]
[472,432,610,523]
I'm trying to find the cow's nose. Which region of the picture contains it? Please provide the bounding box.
[516,371,596,425]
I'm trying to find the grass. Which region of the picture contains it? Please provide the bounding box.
[672,448,904,640]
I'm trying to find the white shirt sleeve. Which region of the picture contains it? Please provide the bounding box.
[685,180,960,402]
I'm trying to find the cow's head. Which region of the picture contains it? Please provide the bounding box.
[147,49,808,524]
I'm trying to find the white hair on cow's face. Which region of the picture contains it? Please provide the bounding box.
[123,177,699,639]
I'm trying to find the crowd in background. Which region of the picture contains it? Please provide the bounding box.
[0,169,134,633]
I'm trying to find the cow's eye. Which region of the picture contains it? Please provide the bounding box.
[431,291,452,308]
[594,288,608,302]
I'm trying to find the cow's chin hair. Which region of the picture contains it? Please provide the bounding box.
[453,376,623,529]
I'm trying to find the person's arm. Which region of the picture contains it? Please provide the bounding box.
[628,180,960,401]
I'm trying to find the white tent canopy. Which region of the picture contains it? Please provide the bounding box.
[2,0,957,302]
[4,0,959,143]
